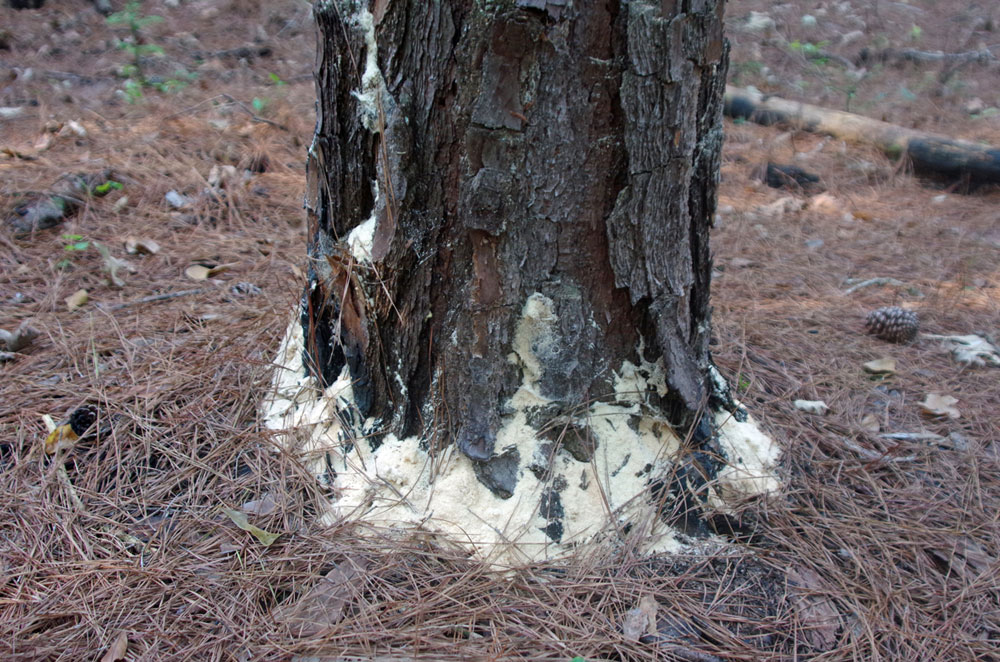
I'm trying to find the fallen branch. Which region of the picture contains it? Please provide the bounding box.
[163,94,290,131]
[842,277,906,295]
[857,47,996,67]
[840,437,918,464]
[725,86,1000,185]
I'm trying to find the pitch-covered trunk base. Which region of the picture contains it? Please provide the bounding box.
[264,1,781,564]
[265,315,779,566]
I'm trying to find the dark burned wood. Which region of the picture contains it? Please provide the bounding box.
[306,0,727,495]
[725,85,1000,186]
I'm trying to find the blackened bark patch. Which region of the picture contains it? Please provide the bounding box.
[540,418,598,463]
[538,485,565,542]
[307,1,728,495]
[472,446,521,499]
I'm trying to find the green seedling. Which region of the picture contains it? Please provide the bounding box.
[107,1,164,71]
[93,180,124,196]
[268,72,287,86]
[63,234,90,252]
[788,39,830,64]
[57,234,91,270]
[107,2,192,102]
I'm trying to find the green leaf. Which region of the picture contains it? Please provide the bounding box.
[123,79,144,103]
[62,234,84,242]
[137,43,164,56]
[94,180,124,195]
[223,508,280,546]
[135,14,164,28]
[251,97,267,113]
[268,72,286,86]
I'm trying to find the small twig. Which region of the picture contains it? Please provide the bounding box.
[842,277,906,295]
[162,93,290,131]
[840,437,918,464]
[815,50,859,71]
[878,432,943,442]
[55,458,86,514]
[42,70,105,84]
[100,288,208,311]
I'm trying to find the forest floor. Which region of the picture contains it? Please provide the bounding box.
[1,1,998,660]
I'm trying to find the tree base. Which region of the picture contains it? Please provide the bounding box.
[265,302,780,567]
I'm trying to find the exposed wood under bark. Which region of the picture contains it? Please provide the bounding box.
[724,85,1000,185]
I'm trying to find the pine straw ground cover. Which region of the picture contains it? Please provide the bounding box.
[2,1,1000,660]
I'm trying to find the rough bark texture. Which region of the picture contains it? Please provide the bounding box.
[304,0,728,495]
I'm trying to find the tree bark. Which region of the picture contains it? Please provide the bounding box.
[303,0,731,500]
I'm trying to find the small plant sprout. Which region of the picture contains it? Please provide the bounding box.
[107,2,193,101]
[56,234,91,270]
[93,180,124,196]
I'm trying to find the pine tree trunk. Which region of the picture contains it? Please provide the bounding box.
[281,0,765,559]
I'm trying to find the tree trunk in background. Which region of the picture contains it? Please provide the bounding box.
[303,0,731,501]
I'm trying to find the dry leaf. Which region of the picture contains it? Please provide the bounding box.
[242,493,279,516]
[186,264,212,280]
[794,399,829,415]
[66,289,89,311]
[0,320,40,352]
[93,241,135,287]
[788,567,841,651]
[208,164,239,188]
[275,559,369,637]
[44,423,79,454]
[860,413,880,433]
[186,263,236,281]
[923,333,1000,367]
[124,236,161,255]
[100,631,128,662]
[862,358,896,375]
[62,120,87,138]
[808,192,842,215]
[920,393,961,419]
[926,537,995,580]
[622,595,658,641]
[33,132,54,151]
[223,507,280,546]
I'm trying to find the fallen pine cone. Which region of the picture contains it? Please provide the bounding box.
[865,306,919,344]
